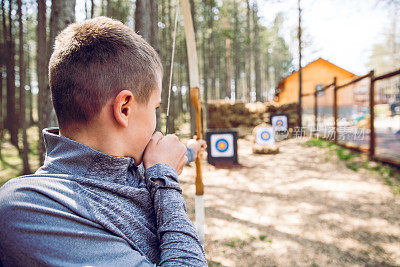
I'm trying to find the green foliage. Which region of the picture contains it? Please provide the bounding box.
[336,148,353,161]
[259,235,267,241]
[305,138,326,148]
[208,260,223,267]
[224,238,247,248]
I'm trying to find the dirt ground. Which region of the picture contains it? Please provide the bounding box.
[179,137,400,266]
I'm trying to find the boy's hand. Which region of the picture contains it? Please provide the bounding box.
[187,138,207,159]
[143,132,188,175]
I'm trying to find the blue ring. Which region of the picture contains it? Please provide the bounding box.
[215,139,229,153]
[260,131,271,141]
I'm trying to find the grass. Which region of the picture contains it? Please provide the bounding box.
[305,138,400,194]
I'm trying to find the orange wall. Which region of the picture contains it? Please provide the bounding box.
[278,59,357,107]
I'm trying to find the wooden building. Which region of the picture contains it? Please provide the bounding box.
[275,58,358,108]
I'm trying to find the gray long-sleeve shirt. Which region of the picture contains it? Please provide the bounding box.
[0,128,206,266]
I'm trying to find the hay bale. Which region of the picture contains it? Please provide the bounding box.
[207,100,300,130]
[252,144,279,154]
[245,102,267,113]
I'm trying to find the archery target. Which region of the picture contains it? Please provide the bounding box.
[210,133,234,157]
[256,127,275,145]
[271,115,288,130]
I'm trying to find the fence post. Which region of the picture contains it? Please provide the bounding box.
[333,77,337,142]
[314,86,318,132]
[369,70,375,160]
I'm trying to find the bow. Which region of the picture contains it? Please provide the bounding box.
[180,0,205,243]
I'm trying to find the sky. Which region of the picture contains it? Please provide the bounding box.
[259,0,392,75]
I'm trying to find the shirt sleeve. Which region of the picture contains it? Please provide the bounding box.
[144,164,207,266]
[185,147,196,165]
[0,179,155,267]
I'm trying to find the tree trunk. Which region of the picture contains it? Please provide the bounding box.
[37,0,47,164]
[150,0,161,131]
[85,0,88,19]
[233,0,240,101]
[202,4,208,130]
[265,48,271,101]
[17,0,31,174]
[106,0,111,17]
[219,51,225,99]
[26,46,35,126]
[253,1,261,102]
[208,0,216,101]
[0,43,3,159]
[160,0,167,112]
[0,64,2,159]
[91,0,94,18]
[0,0,5,158]
[225,38,231,99]
[3,0,18,148]
[46,0,76,129]
[100,0,105,16]
[136,0,161,130]
[177,50,183,117]
[135,0,151,41]
[246,0,252,102]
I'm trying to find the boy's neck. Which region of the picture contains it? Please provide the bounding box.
[60,123,127,158]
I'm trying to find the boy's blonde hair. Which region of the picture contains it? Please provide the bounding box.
[49,16,162,127]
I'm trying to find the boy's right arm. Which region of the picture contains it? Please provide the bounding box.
[143,132,207,266]
[145,164,207,265]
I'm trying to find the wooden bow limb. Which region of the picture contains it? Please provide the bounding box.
[190,88,204,196]
[181,0,205,243]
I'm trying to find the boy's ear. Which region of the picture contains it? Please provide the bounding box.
[113,90,134,128]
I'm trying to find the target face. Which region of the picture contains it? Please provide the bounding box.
[210,133,234,157]
[256,127,275,145]
[215,139,229,152]
[261,131,271,141]
[271,115,288,130]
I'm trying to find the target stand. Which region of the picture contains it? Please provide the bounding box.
[206,129,238,166]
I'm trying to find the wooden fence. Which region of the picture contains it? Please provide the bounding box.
[300,68,400,167]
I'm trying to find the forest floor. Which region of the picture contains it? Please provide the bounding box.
[180,136,400,266]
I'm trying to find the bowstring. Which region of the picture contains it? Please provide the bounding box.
[165,0,180,135]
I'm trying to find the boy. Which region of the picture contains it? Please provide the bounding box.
[0,17,207,266]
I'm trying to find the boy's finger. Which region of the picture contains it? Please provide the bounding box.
[149,132,163,145]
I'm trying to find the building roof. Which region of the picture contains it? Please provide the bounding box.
[276,57,358,91]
